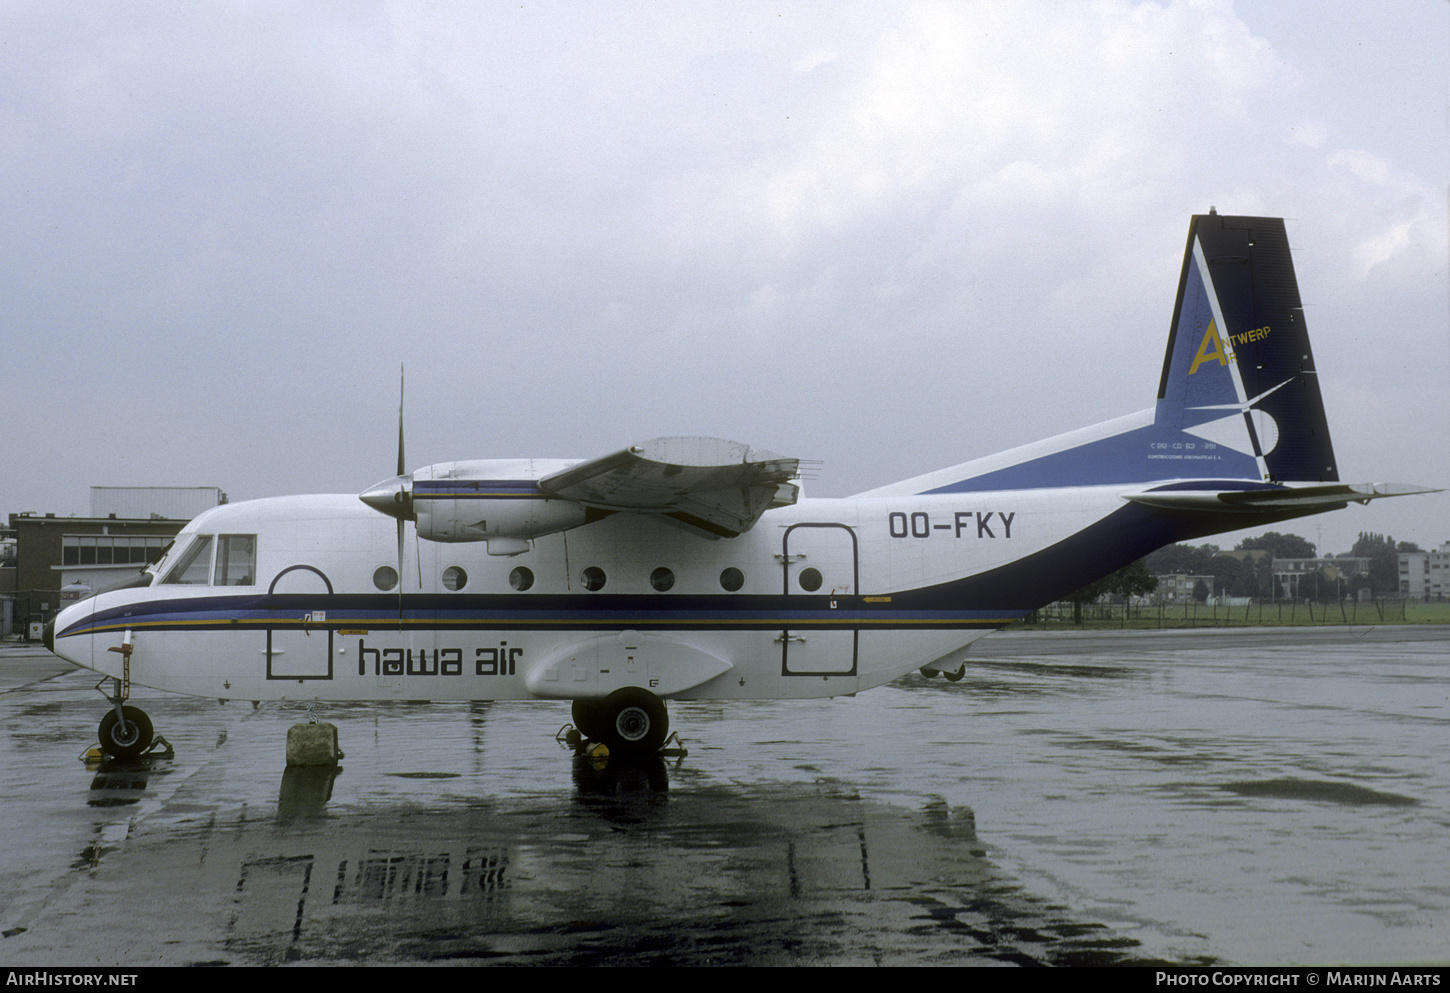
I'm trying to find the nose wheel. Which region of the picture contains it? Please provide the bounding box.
[98,704,154,760]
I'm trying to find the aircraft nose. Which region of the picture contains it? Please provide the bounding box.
[360,474,415,521]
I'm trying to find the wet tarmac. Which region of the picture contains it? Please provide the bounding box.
[1,626,1446,966]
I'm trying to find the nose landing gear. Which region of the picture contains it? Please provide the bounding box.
[91,635,166,761]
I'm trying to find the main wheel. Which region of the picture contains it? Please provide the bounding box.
[599,688,668,757]
[98,705,154,760]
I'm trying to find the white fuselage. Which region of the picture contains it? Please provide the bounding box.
[50,483,1131,705]
[51,214,1421,718]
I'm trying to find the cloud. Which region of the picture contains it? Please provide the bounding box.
[1,0,1444,559]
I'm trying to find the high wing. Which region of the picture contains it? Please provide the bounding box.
[361,435,801,553]
[540,436,800,539]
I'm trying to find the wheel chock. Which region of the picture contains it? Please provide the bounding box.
[286,722,343,766]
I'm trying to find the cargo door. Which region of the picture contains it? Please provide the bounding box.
[780,523,857,677]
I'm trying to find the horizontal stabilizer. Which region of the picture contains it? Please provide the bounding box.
[1124,482,1440,514]
[540,436,799,538]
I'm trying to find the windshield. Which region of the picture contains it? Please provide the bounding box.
[160,535,213,585]
[157,534,257,586]
[213,535,256,586]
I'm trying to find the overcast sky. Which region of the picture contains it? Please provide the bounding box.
[4,1,1447,556]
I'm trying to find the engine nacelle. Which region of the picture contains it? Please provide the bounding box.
[412,459,592,554]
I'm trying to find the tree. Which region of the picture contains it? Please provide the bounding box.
[1065,560,1158,623]
[1237,532,1316,559]
[1147,543,1267,598]
[1145,543,1217,576]
[1351,532,1403,596]
[1235,532,1317,600]
[1208,552,1260,598]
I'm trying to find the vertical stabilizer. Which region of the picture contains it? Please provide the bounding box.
[861,211,1343,498]
[1158,213,1338,483]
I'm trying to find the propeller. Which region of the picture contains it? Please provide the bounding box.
[395,366,406,626]
[359,365,414,627]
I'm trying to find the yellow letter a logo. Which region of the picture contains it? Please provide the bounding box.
[1188,320,1228,375]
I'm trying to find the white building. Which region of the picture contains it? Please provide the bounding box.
[1271,556,1370,600]
[90,487,225,521]
[1399,542,1450,600]
[1152,573,1213,603]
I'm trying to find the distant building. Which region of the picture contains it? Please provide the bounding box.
[1271,556,1370,600]
[1152,573,1213,603]
[3,487,223,637]
[1398,542,1450,600]
[91,486,226,520]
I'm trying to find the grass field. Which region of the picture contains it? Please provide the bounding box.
[1016,599,1450,630]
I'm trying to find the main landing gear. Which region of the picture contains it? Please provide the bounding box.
[569,688,671,758]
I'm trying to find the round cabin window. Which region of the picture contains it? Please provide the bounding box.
[581,566,607,591]
[719,567,744,592]
[509,566,534,591]
[798,567,823,592]
[442,566,468,591]
[650,567,675,592]
[372,565,399,591]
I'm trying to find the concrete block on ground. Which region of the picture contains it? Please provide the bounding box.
[286,722,341,766]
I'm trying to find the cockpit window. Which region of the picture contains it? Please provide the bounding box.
[160,535,214,585]
[213,534,257,586]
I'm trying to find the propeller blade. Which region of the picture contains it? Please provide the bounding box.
[397,365,406,628]
[357,365,415,628]
[397,364,406,478]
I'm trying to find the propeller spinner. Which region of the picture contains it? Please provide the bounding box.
[360,365,414,521]
[359,474,414,522]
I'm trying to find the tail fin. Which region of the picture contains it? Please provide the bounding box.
[858,214,1345,498]
[1157,212,1337,483]
[860,212,1340,497]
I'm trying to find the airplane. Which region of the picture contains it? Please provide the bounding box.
[47,211,1435,762]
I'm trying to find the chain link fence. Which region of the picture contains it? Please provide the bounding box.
[1017,597,1438,629]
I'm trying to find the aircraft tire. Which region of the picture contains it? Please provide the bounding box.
[943,668,964,682]
[600,688,668,757]
[571,698,606,741]
[98,705,154,760]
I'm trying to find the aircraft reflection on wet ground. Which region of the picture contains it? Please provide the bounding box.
[18,741,1148,966]
[2,626,1446,966]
